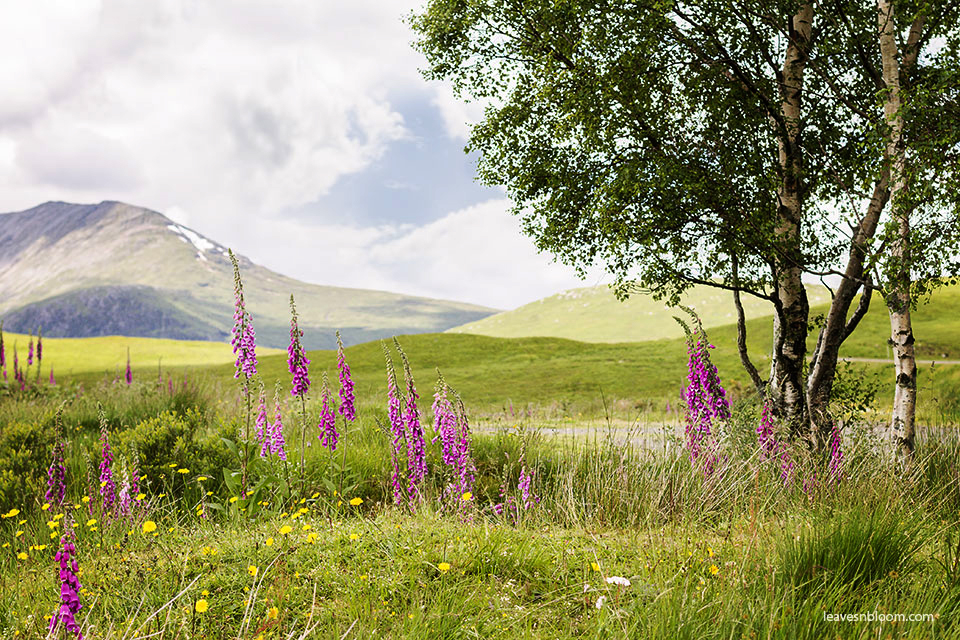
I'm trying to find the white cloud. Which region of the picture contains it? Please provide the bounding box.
[0,1,588,309]
[241,199,599,309]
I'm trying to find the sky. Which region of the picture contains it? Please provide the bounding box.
[0,0,602,310]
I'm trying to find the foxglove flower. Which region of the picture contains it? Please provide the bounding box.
[229,249,258,381]
[36,327,42,365]
[27,331,34,366]
[432,373,458,466]
[287,295,310,397]
[384,343,406,506]
[255,385,271,458]
[99,409,116,512]
[395,339,427,506]
[49,367,56,385]
[271,385,287,461]
[50,531,83,639]
[336,331,356,422]
[45,414,66,508]
[318,373,338,450]
[756,401,777,461]
[125,348,132,385]
[680,315,729,476]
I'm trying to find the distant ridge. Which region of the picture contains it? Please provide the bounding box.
[448,283,832,343]
[0,201,496,348]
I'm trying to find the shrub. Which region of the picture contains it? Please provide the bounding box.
[0,419,56,508]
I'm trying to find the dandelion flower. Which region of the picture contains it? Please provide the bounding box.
[248,565,258,577]
[438,562,450,572]
[462,492,472,502]
[349,497,363,506]
[591,562,601,572]
[349,533,360,541]
[279,525,292,535]
[195,600,209,613]
[709,564,719,575]
[265,537,274,547]
[267,607,279,620]
[2,508,19,518]
[142,521,157,534]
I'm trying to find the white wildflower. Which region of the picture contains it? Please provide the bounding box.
[605,576,631,587]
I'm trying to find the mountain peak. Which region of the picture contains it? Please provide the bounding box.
[0,200,494,347]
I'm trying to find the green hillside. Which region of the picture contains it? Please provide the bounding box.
[16,282,960,422]
[448,284,832,342]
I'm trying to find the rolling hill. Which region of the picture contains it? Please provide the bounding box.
[0,201,495,348]
[448,283,833,342]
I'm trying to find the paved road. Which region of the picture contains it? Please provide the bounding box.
[841,357,960,366]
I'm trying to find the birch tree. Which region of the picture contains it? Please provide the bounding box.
[411,0,960,448]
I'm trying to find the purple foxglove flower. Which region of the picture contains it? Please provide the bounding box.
[395,339,426,507]
[432,373,458,466]
[318,373,338,451]
[49,531,84,639]
[384,343,406,506]
[99,410,116,512]
[271,387,287,461]
[125,348,132,385]
[517,463,538,510]
[45,435,66,508]
[287,295,310,397]
[255,386,271,458]
[0,321,5,377]
[681,317,729,476]
[756,401,777,461]
[27,332,34,366]
[229,250,258,381]
[453,395,477,501]
[36,328,42,364]
[336,331,356,422]
[49,367,56,385]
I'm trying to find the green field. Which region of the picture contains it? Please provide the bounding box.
[14,280,960,423]
[1,332,284,380]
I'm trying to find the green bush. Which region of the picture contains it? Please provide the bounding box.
[0,419,56,509]
[117,409,235,496]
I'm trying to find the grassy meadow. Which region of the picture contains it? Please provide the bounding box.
[2,284,960,638]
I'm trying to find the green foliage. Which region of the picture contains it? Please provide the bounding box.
[117,410,234,496]
[0,419,55,509]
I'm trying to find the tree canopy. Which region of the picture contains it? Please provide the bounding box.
[412,0,960,441]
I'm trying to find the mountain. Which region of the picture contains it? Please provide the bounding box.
[447,283,833,343]
[0,201,495,348]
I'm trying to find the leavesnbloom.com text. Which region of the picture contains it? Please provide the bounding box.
[823,612,939,623]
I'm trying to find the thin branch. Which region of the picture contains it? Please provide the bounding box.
[842,276,873,341]
[732,254,767,392]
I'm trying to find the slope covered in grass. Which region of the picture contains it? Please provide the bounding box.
[0,331,283,380]
[448,283,832,342]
